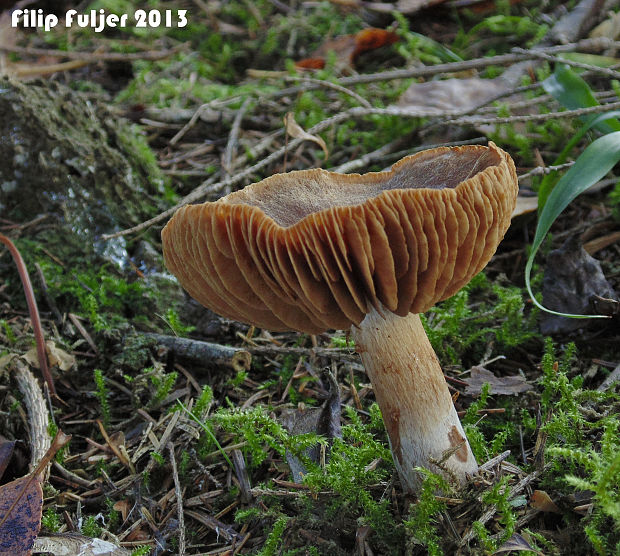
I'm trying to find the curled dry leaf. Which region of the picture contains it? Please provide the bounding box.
[284,112,329,159]
[23,340,75,372]
[464,366,531,396]
[281,371,341,483]
[530,489,562,513]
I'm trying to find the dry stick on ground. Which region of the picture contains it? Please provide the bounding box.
[518,162,576,181]
[512,47,620,80]
[0,233,56,398]
[0,43,186,62]
[145,333,252,371]
[597,362,620,391]
[167,442,186,556]
[284,76,372,108]
[10,59,89,78]
[422,100,620,132]
[222,97,252,182]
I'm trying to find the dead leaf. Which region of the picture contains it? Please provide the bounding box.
[494,532,542,554]
[0,441,15,482]
[0,354,16,372]
[512,195,538,218]
[295,28,398,71]
[590,12,620,40]
[23,340,75,371]
[295,58,328,70]
[530,490,562,513]
[464,366,531,396]
[113,499,130,522]
[0,475,43,556]
[397,76,510,115]
[281,371,341,483]
[541,235,618,335]
[284,112,329,159]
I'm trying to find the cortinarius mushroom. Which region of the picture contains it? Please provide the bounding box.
[162,142,518,491]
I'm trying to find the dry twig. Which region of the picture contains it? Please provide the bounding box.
[168,443,186,556]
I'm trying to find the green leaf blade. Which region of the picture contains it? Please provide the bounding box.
[542,64,620,135]
[526,131,620,318]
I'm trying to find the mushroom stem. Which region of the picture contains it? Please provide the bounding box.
[351,305,477,491]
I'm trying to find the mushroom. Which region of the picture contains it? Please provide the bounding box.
[161,142,518,491]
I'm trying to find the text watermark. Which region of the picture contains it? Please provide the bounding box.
[11,9,188,33]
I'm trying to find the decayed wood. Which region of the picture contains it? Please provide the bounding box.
[145,333,251,371]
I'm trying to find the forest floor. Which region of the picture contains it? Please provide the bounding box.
[1,0,620,554]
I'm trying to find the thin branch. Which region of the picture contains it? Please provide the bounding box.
[0,43,186,62]
[273,37,618,97]
[285,76,372,108]
[512,47,620,80]
[222,97,252,181]
[168,443,186,556]
[431,100,620,129]
[518,161,576,181]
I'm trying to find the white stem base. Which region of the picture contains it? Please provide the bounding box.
[351,306,477,491]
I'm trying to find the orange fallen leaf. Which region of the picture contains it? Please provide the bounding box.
[295,58,326,70]
[530,490,562,513]
[295,28,398,71]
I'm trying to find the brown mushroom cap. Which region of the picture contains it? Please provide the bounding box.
[162,142,518,333]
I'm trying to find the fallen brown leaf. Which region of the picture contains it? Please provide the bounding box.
[530,489,562,513]
[494,532,542,554]
[397,76,510,115]
[464,366,531,396]
[0,475,43,555]
[284,112,329,159]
